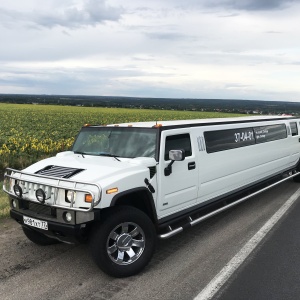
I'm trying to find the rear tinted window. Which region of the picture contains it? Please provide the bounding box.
[290,122,298,136]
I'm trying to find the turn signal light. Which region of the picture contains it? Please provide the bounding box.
[85,194,93,203]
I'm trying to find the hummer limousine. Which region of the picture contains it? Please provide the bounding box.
[3,115,300,277]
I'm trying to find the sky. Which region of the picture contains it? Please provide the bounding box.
[0,0,300,101]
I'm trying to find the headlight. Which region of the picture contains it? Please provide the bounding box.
[12,199,17,208]
[66,190,76,203]
[13,184,23,198]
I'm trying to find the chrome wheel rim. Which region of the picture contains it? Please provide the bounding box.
[106,222,145,265]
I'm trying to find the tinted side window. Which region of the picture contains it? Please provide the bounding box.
[204,128,255,153]
[290,122,298,136]
[254,124,287,143]
[204,123,287,153]
[165,134,192,160]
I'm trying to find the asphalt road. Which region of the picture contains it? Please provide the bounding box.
[1,180,300,300]
[214,187,300,300]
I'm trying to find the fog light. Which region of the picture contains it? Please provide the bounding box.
[36,189,46,203]
[13,184,22,198]
[64,212,72,223]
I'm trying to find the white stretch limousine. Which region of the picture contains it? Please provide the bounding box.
[3,115,300,277]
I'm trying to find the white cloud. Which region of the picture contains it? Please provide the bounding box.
[200,0,296,11]
[0,0,123,29]
[0,0,300,101]
[33,0,123,28]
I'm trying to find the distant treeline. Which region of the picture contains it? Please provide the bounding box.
[0,94,300,115]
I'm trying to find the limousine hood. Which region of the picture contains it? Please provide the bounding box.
[22,151,156,183]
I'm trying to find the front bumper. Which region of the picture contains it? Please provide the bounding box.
[9,196,100,243]
[11,210,88,243]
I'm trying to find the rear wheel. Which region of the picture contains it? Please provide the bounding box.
[22,226,60,246]
[293,174,300,182]
[89,206,156,277]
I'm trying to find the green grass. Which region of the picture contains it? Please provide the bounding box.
[0,103,245,170]
[0,182,9,219]
[0,104,247,219]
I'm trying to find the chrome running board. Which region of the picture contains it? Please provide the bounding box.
[159,171,300,239]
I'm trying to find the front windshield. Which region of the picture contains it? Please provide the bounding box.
[72,127,157,159]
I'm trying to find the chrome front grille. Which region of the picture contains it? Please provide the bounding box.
[3,168,102,212]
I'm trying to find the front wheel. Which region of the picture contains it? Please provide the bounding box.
[89,206,156,277]
[293,174,300,182]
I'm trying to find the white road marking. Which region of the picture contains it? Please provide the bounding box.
[194,187,300,300]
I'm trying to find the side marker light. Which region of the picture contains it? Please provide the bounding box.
[106,188,118,194]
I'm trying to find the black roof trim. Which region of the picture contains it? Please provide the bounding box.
[158,116,296,131]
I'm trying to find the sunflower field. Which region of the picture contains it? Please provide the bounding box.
[0,103,244,171]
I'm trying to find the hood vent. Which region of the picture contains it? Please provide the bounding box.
[35,165,85,178]
[148,166,156,179]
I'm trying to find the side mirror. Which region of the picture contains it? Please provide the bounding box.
[165,149,185,176]
[169,149,185,161]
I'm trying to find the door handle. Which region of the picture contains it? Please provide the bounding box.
[188,162,196,170]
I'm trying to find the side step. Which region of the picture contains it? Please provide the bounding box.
[159,171,300,239]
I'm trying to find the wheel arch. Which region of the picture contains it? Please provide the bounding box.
[110,188,158,226]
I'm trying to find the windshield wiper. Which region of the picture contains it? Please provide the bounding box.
[96,153,121,161]
[74,151,86,158]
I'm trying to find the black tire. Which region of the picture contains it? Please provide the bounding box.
[22,226,60,246]
[89,206,156,277]
[293,174,300,182]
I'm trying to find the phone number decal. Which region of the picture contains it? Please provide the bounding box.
[234,131,254,143]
